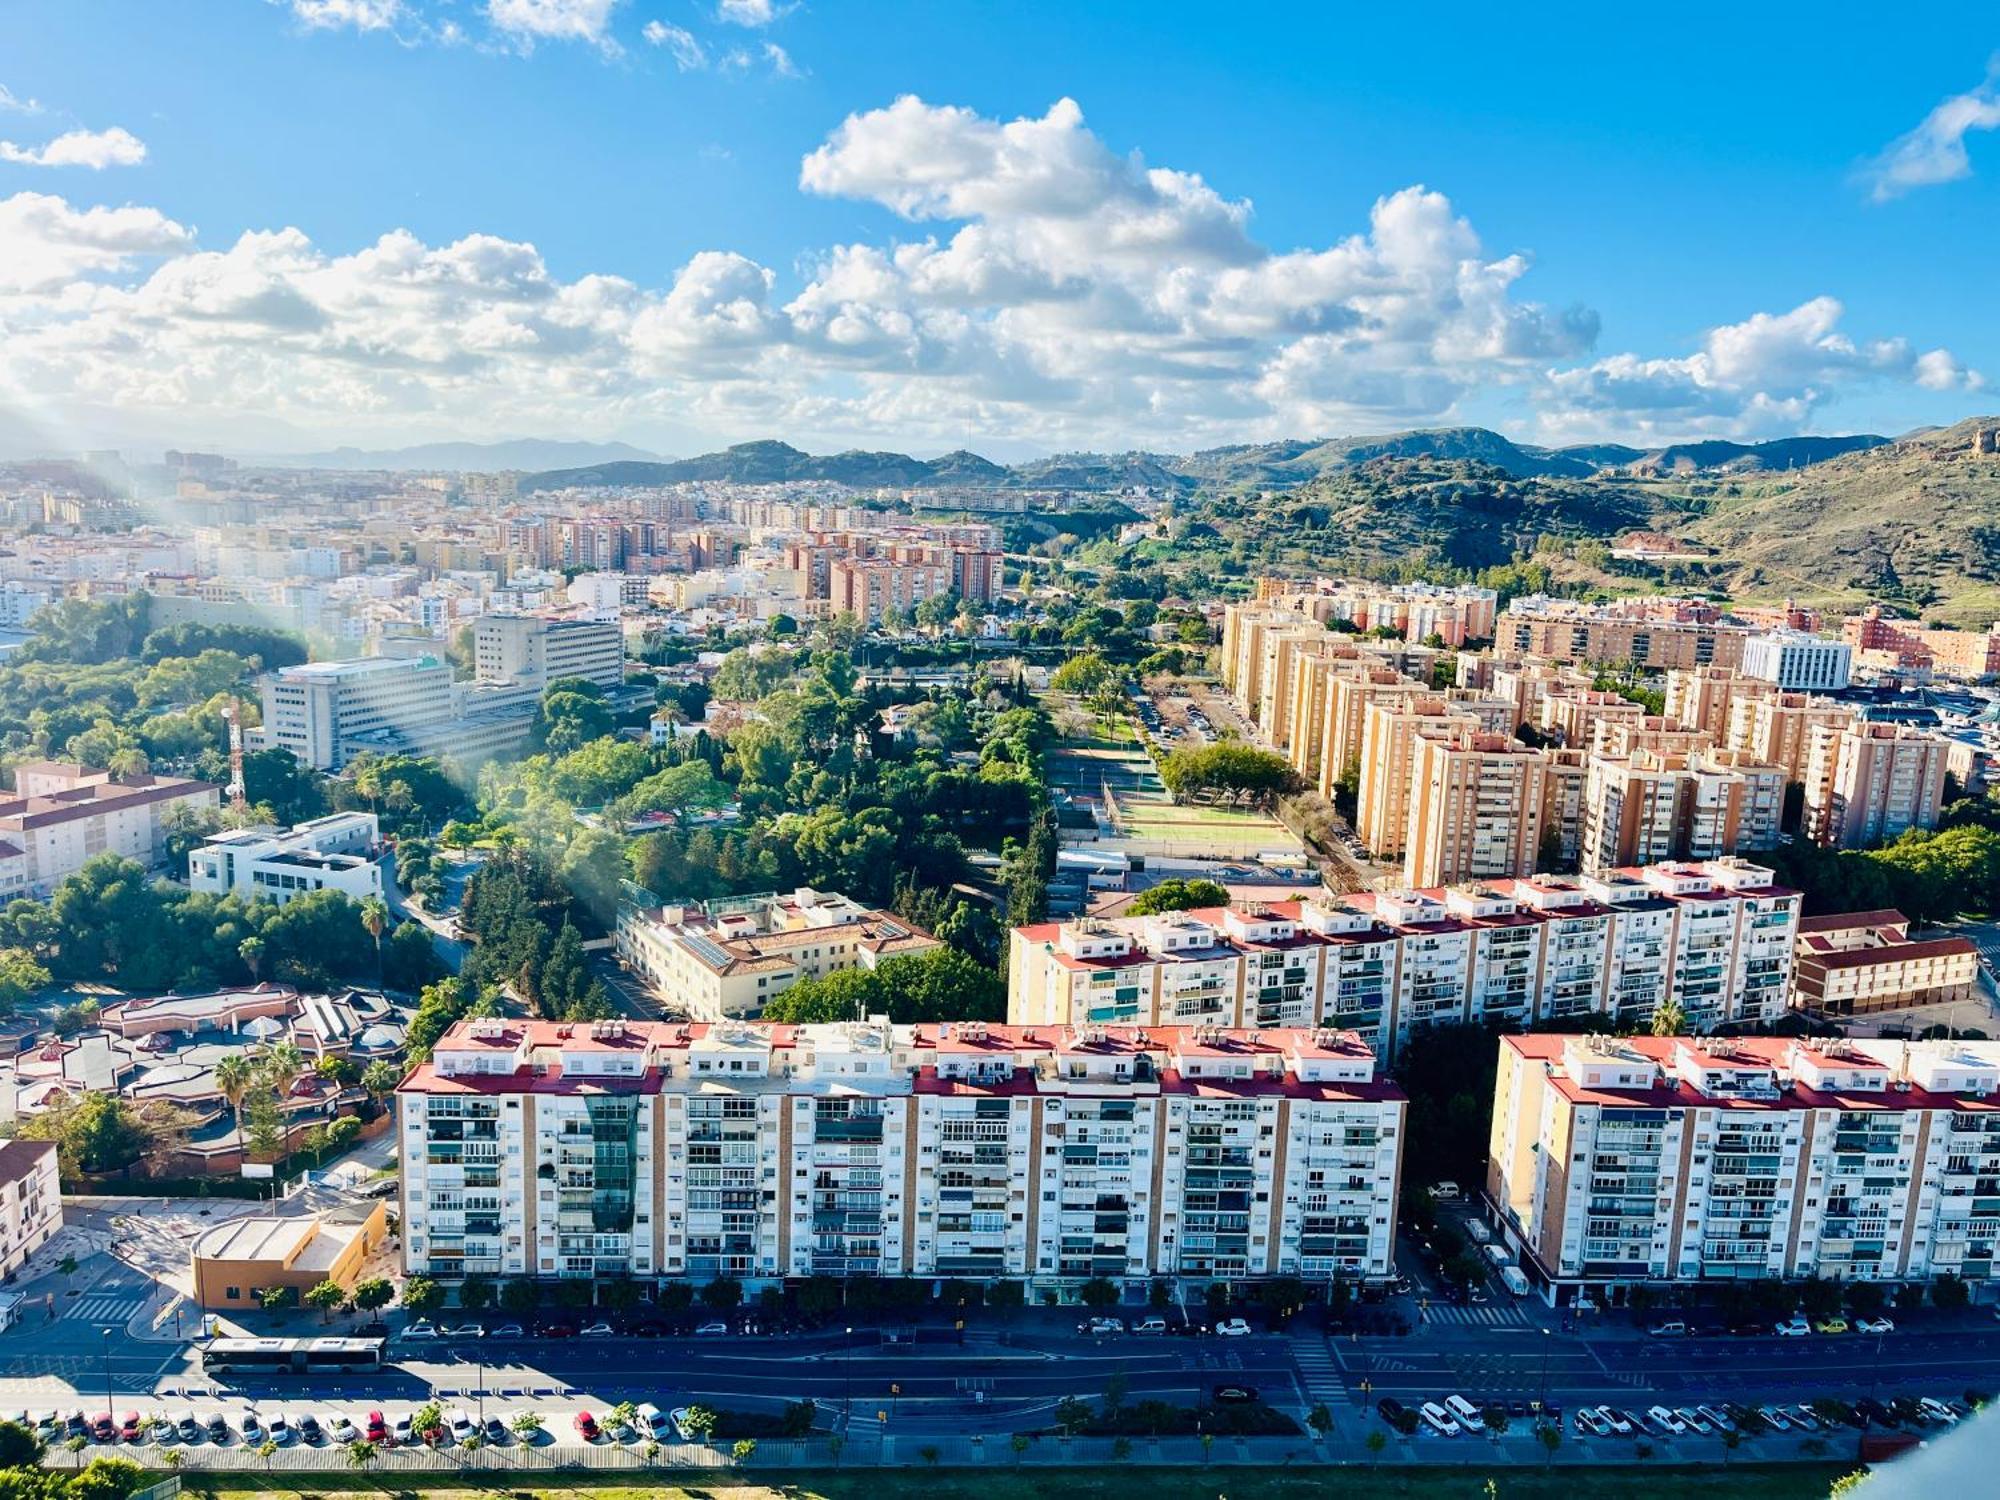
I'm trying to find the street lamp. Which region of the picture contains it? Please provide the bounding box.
[101,1327,112,1421]
[843,1326,853,1430]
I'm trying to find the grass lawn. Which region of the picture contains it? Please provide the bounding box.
[182,1465,1849,1500]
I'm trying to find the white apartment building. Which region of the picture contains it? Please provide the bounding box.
[187,811,382,906]
[614,888,941,1021]
[0,762,222,899]
[397,1016,1406,1290]
[1489,1033,2000,1301]
[1008,859,1801,1055]
[473,613,624,695]
[0,1140,62,1279]
[1742,630,1854,692]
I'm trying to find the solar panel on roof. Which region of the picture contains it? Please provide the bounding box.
[679,932,733,969]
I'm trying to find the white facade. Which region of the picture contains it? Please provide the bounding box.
[0,1141,61,1279]
[473,614,623,695]
[188,811,382,905]
[398,1017,1406,1289]
[0,763,221,898]
[1490,1034,2000,1297]
[1009,860,1803,1056]
[1743,630,1853,692]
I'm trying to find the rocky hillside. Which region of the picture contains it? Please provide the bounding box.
[1684,417,2000,623]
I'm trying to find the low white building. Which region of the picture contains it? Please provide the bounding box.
[188,811,382,905]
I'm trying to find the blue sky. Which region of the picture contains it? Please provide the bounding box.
[0,0,1996,457]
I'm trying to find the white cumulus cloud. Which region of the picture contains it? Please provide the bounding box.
[1863,67,2000,200]
[0,126,147,169]
[1540,296,1980,441]
[486,0,623,49]
[0,96,1973,450]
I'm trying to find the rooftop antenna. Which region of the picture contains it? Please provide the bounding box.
[222,698,248,812]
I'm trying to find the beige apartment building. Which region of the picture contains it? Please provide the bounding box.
[614,888,940,1020]
[1488,1034,2000,1300]
[1726,691,1857,783]
[1579,747,1785,873]
[0,762,222,899]
[1803,721,1948,849]
[1403,732,1547,887]
[1356,697,1475,855]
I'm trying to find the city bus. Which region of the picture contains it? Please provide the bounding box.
[201,1338,386,1375]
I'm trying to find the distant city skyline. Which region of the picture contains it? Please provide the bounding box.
[0,2,1996,457]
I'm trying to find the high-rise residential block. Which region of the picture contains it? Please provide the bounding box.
[1489,1034,2000,1299]
[397,1017,1406,1288]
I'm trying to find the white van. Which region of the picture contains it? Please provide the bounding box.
[1465,1220,1492,1245]
[1500,1265,1531,1297]
[1443,1394,1483,1427]
[1481,1243,1512,1269]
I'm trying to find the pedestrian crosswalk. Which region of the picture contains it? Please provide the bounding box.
[1292,1336,1344,1405]
[1421,1301,1531,1328]
[65,1291,145,1325]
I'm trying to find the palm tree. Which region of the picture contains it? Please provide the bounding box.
[261,1040,308,1158]
[215,1053,255,1160]
[360,896,389,984]
[238,935,266,983]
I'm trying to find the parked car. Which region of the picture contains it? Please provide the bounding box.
[118,1414,142,1444]
[1758,1406,1794,1431]
[669,1407,700,1441]
[329,1415,358,1444]
[1573,1408,1608,1437]
[635,1404,671,1438]
[1418,1402,1462,1437]
[483,1417,507,1445]
[174,1413,200,1444]
[1920,1398,1960,1426]
[1647,1321,1689,1338]
[1774,1317,1812,1337]
[1376,1398,1413,1430]
[442,1323,485,1340]
[694,1320,730,1336]
[1857,1317,1895,1335]
[1646,1406,1687,1435]
[267,1414,293,1446]
[1676,1408,1713,1434]
[239,1412,263,1442]
[1815,1317,1850,1335]
[1595,1407,1634,1436]
[1079,1317,1124,1336]
[1211,1384,1259,1405]
[402,1322,440,1341]
[489,1323,526,1339]
[391,1413,413,1444]
[1133,1317,1171,1335]
[88,1414,114,1443]
[297,1414,323,1444]
[578,1322,616,1338]
[1696,1405,1737,1434]
[573,1412,601,1442]
[365,1412,388,1444]
[1443,1394,1482,1427]
[1213,1318,1252,1337]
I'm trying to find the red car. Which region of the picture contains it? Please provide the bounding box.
[573,1412,600,1441]
[118,1413,141,1443]
[89,1414,114,1443]
[365,1411,388,1444]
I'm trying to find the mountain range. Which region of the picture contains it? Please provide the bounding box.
[516,427,1893,493]
[257,438,665,472]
